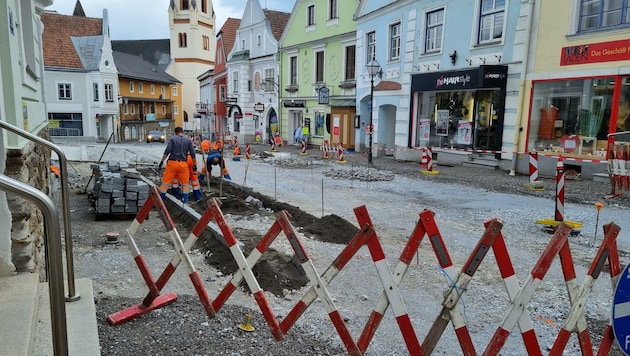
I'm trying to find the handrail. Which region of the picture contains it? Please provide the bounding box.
[608,131,630,137]
[0,121,79,301]
[0,174,68,355]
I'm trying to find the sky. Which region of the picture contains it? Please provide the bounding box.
[46,0,295,40]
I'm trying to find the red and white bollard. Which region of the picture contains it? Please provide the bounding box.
[337,143,346,163]
[525,152,544,190]
[300,139,307,155]
[245,144,251,160]
[555,156,565,222]
[529,152,539,183]
[324,140,330,158]
[420,147,428,170]
[420,147,439,175]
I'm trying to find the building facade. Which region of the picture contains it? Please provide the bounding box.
[226,0,289,145]
[517,0,630,178]
[167,0,216,131]
[356,0,533,166]
[42,8,120,142]
[114,51,182,142]
[279,0,360,148]
[213,18,241,144]
[1,0,52,276]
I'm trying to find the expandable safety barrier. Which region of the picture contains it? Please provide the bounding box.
[110,193,625,355]
[245,143,251,160]
[337,143,347,163]
[107,186,215,325]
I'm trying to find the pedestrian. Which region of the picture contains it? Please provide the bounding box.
[294,125,302,145]
[158,126,197,203]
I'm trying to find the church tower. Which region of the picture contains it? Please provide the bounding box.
[168,0,216,129]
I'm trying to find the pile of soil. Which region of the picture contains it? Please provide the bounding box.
[186,180,359,297]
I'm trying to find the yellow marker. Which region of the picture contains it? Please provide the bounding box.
[238,313,255,332]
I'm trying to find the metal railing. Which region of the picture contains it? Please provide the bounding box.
[0,121,79,301]
[49,127,81,137]
[0,174,68,355]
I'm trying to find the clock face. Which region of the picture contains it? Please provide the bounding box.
[302,60,310,83]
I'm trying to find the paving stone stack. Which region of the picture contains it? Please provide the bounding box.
[92,162,150,215]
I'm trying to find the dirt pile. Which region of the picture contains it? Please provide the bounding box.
[184,180,359,297]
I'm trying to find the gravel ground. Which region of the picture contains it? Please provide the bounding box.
[61,142,630,355]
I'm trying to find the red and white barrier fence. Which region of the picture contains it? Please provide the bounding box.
[111,194,624,355]
[245,143,251,160]
[107,186,215,325]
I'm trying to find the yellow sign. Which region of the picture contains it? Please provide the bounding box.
[48,120,60,128]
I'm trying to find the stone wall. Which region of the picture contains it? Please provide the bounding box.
[4,129,51,279]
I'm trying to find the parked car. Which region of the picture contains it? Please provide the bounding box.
[146,130,166,143]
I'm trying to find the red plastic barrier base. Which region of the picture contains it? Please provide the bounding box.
[107,292,178,326]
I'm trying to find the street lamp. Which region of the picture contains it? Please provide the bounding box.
[366,56,382,164]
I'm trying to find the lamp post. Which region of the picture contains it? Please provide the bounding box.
[366,57,381,165]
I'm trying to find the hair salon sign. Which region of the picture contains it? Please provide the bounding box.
[560,39,630,66]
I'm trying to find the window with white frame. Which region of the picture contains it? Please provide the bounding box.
[315,51,325,83]
[58,83,72,100]
[139,82,144,93]
[129,82,134,92]
[104,84,114,102]
[290,56,298,86]
[93,83,99,101]
[389,22,401,60]
[478,0,505,43]
[174,105,179,114]
[345,45,356,81]
[220,86,226,101]
[131,104,136,114]
[366,31,376,62]
[124,104,128,114]
[172,86,178,96]
[579,0,630,31]
[307,4,315,26]
[328,0,338,19]
[265,68,275,92]
[233,72,239,93]
[160,85,164,97]
[424,8,444,53]
[162,105,166,115]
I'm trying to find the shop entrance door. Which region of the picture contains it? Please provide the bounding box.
[473,90,499,150]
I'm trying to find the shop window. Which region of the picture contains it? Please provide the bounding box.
[616,76,630,142]
[529,78,614,156]
[314,111,326,137]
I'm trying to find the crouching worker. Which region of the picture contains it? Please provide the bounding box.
[158,126,197,203]
[199,150,231,182]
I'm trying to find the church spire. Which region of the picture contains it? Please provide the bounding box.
[72,0,86,17]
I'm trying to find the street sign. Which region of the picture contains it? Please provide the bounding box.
[613,263,630,355]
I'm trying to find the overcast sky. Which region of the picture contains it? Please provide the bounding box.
[46,0,295,40]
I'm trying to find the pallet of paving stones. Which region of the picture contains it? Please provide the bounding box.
[91,162,150,220]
